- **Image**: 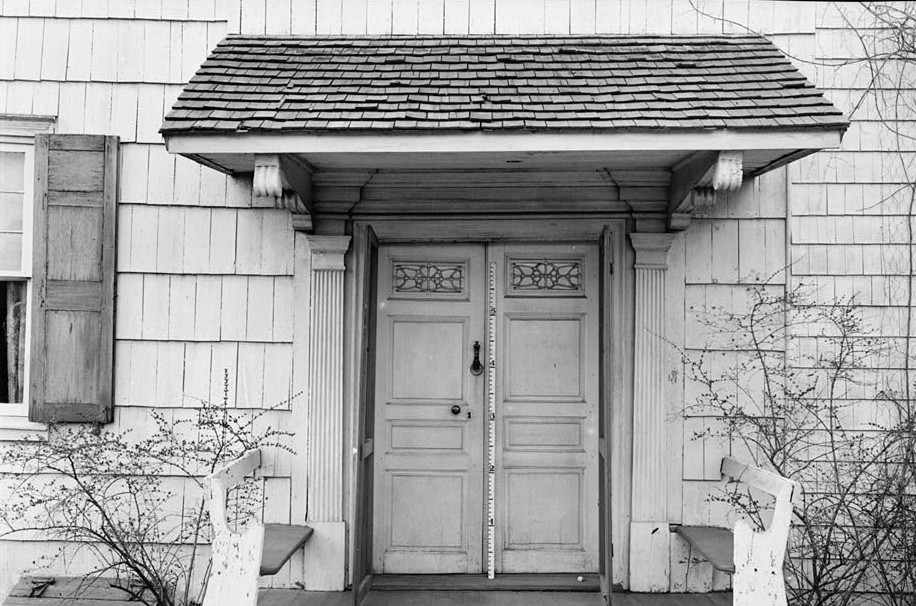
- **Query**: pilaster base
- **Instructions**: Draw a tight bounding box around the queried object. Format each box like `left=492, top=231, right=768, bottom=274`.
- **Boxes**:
left=629, top=521, right=671, bottom=592
left=302, top=521, right=347, bottom=591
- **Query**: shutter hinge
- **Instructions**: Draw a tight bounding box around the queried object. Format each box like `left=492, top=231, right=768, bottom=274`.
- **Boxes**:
left=609, top=262, right=614, bottom=275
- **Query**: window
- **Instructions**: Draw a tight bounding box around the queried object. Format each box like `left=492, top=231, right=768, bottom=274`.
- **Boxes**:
left=0, top=116, right=54, bottom=431
left=0, top=125, right=116, bottom=427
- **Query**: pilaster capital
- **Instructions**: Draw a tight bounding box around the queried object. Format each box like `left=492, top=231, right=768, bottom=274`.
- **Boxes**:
left=630, top=232, right=676, bottom=269
left=306, top=235, right=351, bottom=271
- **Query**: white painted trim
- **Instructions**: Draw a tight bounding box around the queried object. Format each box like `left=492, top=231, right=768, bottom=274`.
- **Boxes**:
left=252, top=154, right=312, bottom=216
left=290, top=234, right=311, bottom=526
left=628, top=230, right=678, bottom=592
left=302, top=521, right=347, bottom=591
left=164, top=129, right=843, bottom=156
left=0, top=412, right=46, bottom=440
left=364, top=217, right=624, bottom=242
left=297, top=235, right=350, bottom=590
left=305, top=234, right=351, bottom=528
left=630, top=233, right=677, bottom=269
left=0, top=141, right=36, bottom=278
left=1, top=138, right=37, bottom=426
left=308, top=235, right=352, bottom=271
left=0, top=280, right=36, bottom=426
left=0, top=115, right=56, bottom=140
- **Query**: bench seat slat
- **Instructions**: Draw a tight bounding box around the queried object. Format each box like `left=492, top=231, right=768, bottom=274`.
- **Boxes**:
left=260, top=524, right=314, bottom=576
left=676, top=526, right=735, bottom=573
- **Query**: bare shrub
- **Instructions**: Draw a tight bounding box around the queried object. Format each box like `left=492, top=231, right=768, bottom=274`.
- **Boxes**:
left=0, top=371, right=295, bottom=606
left=684, top=284, right=916, bottom=605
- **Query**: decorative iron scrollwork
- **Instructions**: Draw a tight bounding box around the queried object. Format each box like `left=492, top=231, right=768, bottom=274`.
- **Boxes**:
left=510, top=260, right=582, bottom=292
left=393, top=263, right=464, bottom=294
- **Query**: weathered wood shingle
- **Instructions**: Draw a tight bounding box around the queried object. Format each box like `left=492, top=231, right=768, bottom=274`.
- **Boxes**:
left=161, top=35, right=847, bottom=135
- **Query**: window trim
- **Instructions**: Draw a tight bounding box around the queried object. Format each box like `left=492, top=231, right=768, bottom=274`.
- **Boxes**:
left=0, top=280, right=33, bottom=418
left=0, top=114, right=57, bottom=140
left=1, top=142, right=35, bottom=278
left=0, top=115, right=54, bottom=432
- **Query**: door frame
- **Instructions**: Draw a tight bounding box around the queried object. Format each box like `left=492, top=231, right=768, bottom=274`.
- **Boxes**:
left=347, top=217, right=628, bottom=601
left=349, top=223, right=379, bottom=604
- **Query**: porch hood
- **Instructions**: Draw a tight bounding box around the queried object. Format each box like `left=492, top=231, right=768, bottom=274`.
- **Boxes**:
left=160, top=34, right=848, bottom=228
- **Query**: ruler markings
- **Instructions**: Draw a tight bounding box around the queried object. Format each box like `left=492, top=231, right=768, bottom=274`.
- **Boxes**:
left=486, top=261, right=497, bottom=580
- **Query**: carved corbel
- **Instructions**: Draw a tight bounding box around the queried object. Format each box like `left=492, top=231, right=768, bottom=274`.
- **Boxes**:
left=668, top=151, right=744, bottom=231
left=253, top=154, right=314, bottom=231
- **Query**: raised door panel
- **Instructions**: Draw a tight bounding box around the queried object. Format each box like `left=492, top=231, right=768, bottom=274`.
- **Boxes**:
left=390, top=319, right=465, bottom=401
left=506, top=318, right=583, bottom=400
left=506, top=470, right=582, bottom=547
left=504, top=314, right=584, bottom=402
left=389, top=473, right=467, bottom=553
left=373, top=244, right=485, bottom=574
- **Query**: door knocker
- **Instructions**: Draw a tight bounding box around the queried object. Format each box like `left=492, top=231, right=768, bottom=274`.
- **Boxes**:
left=470, top=341, right=484, bottom=376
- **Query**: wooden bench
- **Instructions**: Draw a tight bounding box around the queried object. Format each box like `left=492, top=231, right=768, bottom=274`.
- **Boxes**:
left=204, top=449, right=313, bottom=606
left=675, top=456, right=800, bottom=606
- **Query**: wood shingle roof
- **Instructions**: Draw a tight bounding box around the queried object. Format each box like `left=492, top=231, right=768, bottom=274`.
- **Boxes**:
left=160, top=35, right=848, bottom=135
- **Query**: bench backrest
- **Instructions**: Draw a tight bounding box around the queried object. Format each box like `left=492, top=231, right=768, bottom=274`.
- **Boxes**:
left=720, top=456, right=799, bottom=500
left=209, top=449, right=262, bottom=534
left=204, top=449, right=264, bottom=606
left=720, top=455, right=800, bottom=536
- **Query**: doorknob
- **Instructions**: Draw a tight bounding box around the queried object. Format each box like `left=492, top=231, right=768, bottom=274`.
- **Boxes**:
left=451, top=405, right=461, bottom=415
left=470, top=341, right=483, bottom=376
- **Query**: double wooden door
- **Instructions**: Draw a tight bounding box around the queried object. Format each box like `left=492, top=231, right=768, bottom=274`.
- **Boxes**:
left=372, top=242, right=599, bottom=575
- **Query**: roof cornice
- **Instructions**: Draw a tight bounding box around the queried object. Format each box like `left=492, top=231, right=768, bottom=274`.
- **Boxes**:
left=164, top=128, right=842, bottom=157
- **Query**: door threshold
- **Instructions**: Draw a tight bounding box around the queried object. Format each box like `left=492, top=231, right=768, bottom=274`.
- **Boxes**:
left=372, top=574, right=600, bottom=592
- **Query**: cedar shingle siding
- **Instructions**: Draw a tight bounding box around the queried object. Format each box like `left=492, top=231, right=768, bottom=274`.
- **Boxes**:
left=161, top=35, right=847, bottom=134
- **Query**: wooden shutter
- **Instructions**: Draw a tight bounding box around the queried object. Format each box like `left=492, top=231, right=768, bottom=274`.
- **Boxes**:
left=29, top=134, right=118, bottom=423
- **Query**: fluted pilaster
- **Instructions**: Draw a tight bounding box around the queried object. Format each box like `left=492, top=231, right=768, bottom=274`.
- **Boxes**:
left=631, top=258, right=671, bottom=520
left=629, top=232, right=676, bottom=592
left=306, top=235, right=351, bottom=522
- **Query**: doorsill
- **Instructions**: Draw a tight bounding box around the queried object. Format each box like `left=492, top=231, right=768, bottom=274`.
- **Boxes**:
left=372, top=574, right=600, bottom=592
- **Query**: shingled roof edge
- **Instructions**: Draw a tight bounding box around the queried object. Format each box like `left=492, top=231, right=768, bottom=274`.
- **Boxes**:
left=161, top=33, right=850, bottom=138
left=161, top=124, right=850, bottom=136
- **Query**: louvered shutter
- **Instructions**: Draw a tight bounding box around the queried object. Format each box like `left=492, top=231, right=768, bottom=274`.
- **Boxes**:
left=29, top=134, right=118, bottom=423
